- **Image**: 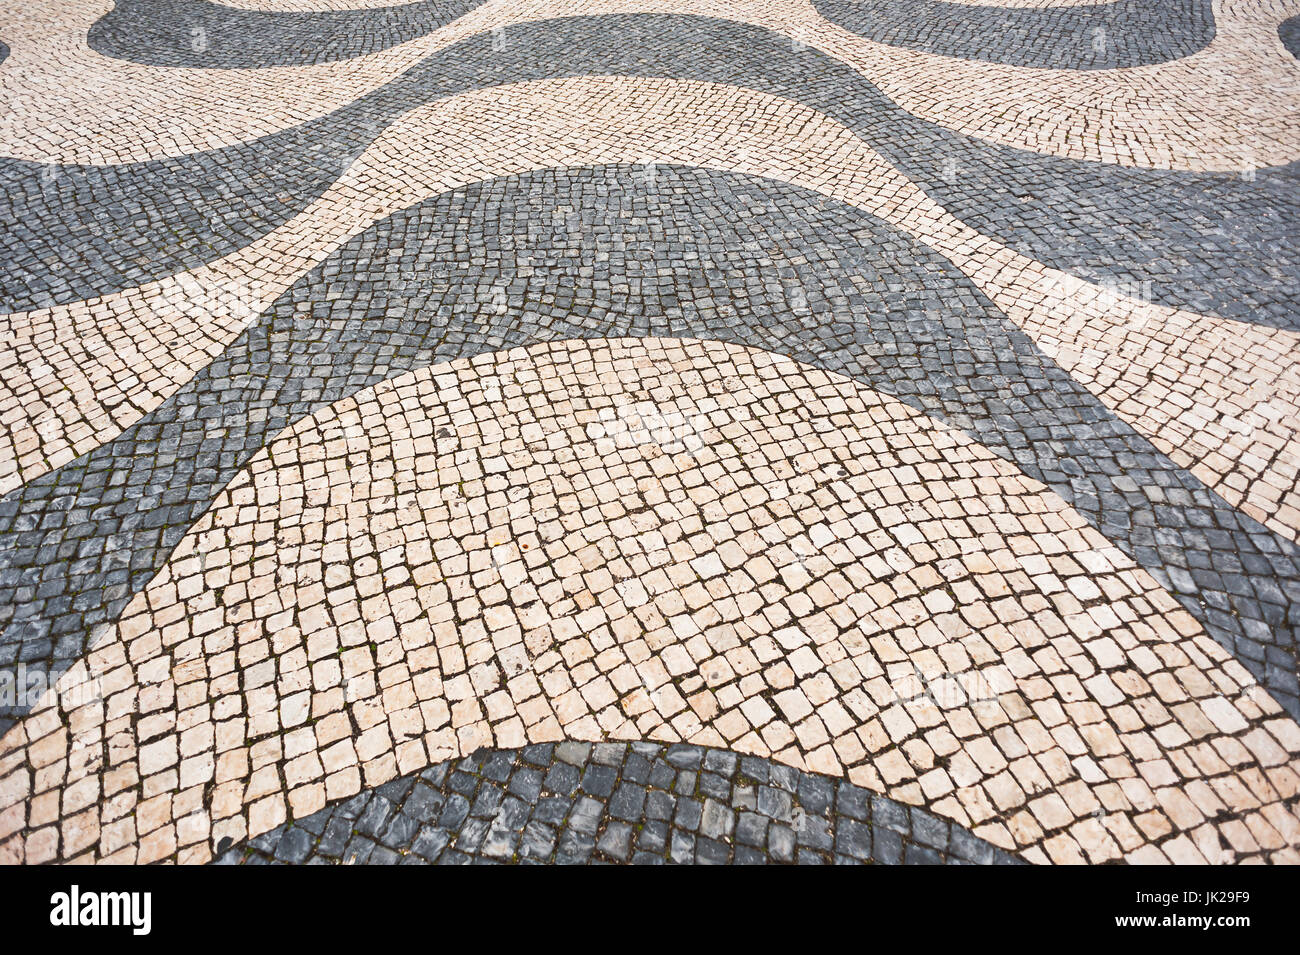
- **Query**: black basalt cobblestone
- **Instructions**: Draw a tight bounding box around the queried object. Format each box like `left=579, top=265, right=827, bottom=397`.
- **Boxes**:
left=1282, top=15, right=1300, bottom=59
left=213, top=743, right=1024, bottom=865
left=89, top=0, right=485, bottom=68
left=814, top=0, right=1215, bottom=69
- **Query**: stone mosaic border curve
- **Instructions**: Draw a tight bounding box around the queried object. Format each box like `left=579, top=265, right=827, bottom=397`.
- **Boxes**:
left=1282, top=13, right=1300, bottom=57
left=6, top=0, right=1296, bottom=170
left=3, top=165, right=1296, bottom=732
left=813, top=0, right=1216, bottom=70
left=5, top=14, right=1294, bottom=324
left=214, top=743, right=1026, bottom=865
left=87, top=0, right=486, bottom=68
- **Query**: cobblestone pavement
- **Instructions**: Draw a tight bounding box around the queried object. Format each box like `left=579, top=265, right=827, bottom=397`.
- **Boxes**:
left=0, top=0, right=1298, bottom=866
left=216, top=743, right=1023, bottom=864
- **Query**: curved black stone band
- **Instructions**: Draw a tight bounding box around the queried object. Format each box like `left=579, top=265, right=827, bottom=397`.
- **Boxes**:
left=88, top=0, right=485, bottom=69
left=1, top=166, right=1295, bottom=737
left=3, top=14, right=1296, bottom=328
left=813, top=0, right=1215, bottom=70
left=1281, top=15, right=1300, bottom=59
left=212, top=743, right=1024, bottom=865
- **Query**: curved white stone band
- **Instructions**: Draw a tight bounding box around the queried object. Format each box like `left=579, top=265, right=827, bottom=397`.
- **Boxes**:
left=1, top=0, right=1297, bottom=169
left=4, top=76, right=1296, bottom=540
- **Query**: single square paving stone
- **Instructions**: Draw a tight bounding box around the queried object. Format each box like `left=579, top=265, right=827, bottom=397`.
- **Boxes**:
left=596, top=821, right=634, bottom=862
left=837, top=784, right=872, bottom=822
left=665, top=744, right=704, bottom=770
left=798, top=775, right=835, bottom=816
left=673, top=770, right=698, bottom=797
left=758, top=785, right=795, bottom=821
left=912, top=810, right=950, bottom=852
left=768, top=825, right=798, bottom=864
left=674, top=797, right=704, bottom=833
left=543, top=761, right=581, bottom=796
left=521, top=743, right=555, bottom=766
left=736, top=812, right=769, bottom=848
left=438, top=794, right=471, bottom=832
left=592, top=743, right=627, bottom=766
left=481, top=751, right=516, bottom=783
left=318, top=817, right=353, bottom=858
left=568, top=796, right=606, bottom=835
left=403, top=783, right=446, bottom=823
left=470, top=782, right=506, bottom=818
left=381, top=811, right=422, bottom=849
left=703, top=749, right=739, bottom=776
left=698, top=771, right=731, bottom=801
left=555, top=829, right=596, bottom=865
left=410, top=827, right=451, bottom=862
left=622, top=753, right=653, bottom=785
left=520, top=821, right=557, bottom=863
left=645, top=790, right=675, bottom=822
left=648, top=762, right=677, bottom=791
left=835, top=818, right=873, bottom=861
left=479, top=823, right=521, bottom=860
left=638, top=820, right=670, bottom=855
left=455, top=816, right=491, bottom=854
left=696, top=837, right=732, bottom=864
left=609, top=783, right=648, bottom=821
left=274, top=827, right=316, bottom=864
left=700, top=799, right=736, bottom=842
left=555, top=742, right=591, bottom=766
left=669, top=829, right=697, bottom=865
left=740, top=757, right=771, bottom=784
